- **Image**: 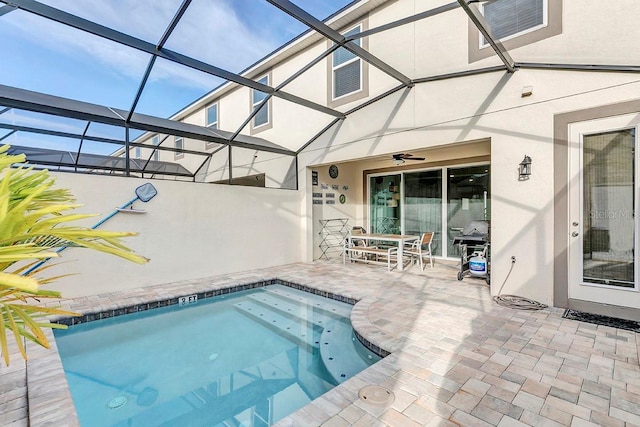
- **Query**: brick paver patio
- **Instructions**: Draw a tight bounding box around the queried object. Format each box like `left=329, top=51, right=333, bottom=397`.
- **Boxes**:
left=2, top=260, right=640, bottom=426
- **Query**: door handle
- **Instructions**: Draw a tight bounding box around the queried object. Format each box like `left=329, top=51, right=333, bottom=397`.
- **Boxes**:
left=572, top=231, right=579, bottom=237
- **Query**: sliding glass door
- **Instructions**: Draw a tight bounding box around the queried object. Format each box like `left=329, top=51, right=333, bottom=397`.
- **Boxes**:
left=369, top=175, right=401, bottom=234
left=367, top=163, right=490, bottom=258
left=404, top=170, right=443, bottom=256
left=447, top=166, right=491, bottom=257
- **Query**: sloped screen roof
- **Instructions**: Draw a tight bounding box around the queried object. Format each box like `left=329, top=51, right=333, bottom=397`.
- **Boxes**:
left=0, top=0, right=372, bottom=181
left=8, top=144, right=193, bottom=177
left=1, top=0, right=636, bottom=182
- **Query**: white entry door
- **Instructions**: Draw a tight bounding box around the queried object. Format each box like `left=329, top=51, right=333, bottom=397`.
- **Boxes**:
left=568, top=113, right=640, bottom=308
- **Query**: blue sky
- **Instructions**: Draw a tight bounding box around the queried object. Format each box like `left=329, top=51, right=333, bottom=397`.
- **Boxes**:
left=0, top=0, right=353, bottom=151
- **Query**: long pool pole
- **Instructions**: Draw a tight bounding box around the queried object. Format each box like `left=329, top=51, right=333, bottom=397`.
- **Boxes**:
left=22, top=195, right=141, bottom=276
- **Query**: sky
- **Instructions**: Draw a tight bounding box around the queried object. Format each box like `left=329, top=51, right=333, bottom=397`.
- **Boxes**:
left=0, top=0, right=354, bottom=152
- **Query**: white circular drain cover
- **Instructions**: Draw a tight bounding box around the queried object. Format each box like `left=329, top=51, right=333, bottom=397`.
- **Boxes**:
left=107, top=396, right=128, bottom=409
left=358, top=385, right=395, bottom=406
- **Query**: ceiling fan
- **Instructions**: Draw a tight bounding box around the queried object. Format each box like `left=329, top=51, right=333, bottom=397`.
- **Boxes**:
left=391, top=153, right=425, bottom=165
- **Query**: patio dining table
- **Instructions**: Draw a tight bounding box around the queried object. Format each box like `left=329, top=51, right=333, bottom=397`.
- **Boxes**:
left=343, top=233, right=419, bottom=271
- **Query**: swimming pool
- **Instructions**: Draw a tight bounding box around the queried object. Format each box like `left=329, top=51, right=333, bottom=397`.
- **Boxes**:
left=54, top=284, right=380, bottom=426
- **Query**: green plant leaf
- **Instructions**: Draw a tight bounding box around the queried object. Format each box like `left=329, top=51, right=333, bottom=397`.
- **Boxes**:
left=0, top=144, right=148, bottom=365
left=0, top=271, right=39, bottom=292
left=0, top=312, right=9, bottom=366
left=10, top=305, right=48, bottom=348
left=3, top=305, right=27, bottom=361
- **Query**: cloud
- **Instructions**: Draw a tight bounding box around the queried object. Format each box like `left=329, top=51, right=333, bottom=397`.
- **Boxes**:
left=6, top=132, right=80, bottom=152
left=162, top=0, right=282, bottom=72
left=37, top=0, right=177, bottom=43
left=150, top=59, right=225, bottom=92
left=4, top=0, right=302, bottom=91
left=0, top=109, right=88, bottom=134
left=4, top=8, right=151, bottom=82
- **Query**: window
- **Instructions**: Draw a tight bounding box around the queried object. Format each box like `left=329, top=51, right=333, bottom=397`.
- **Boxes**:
left=206, top=104, right=218, bottom=129
left=252, top=75, right=270, bottom=130
left=174, top=136, right=183, bottom=159
left=332, top=25, right=362, bottom=100
left=205, top=104, right=218, bottom=148
left=152, top=135, right=159, bottom=161
left=581, top=129, right=636, bottom=288
left=468, top=0, right=560, bottom=63
left=134, top=146, right=141, bottom=159
left=481, top=0, right=546, bottom=46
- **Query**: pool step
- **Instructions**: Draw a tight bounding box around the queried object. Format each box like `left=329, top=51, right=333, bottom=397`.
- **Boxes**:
left=247, top=293, right=316, bottom=323
left=263, top=285, right=352, bottom=319
left=235, top=288, right=380, bottom=386
left=233, top=300, right=320, bottom=350
left=246, top=293, right=339, bottom=329
left=318, top=320, right=379, bottom=384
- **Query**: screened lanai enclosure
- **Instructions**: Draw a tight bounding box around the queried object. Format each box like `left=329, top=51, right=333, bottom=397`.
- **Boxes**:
left=6, top=6, right=640, bottom=426
left=2, top=0, right=637, bottom=189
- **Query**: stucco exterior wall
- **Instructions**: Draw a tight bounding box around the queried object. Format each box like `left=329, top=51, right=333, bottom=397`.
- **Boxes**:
left=46, top=173, right=303, bottom=298
left=299, top=69, right=640, bottom=306
left=309, top=162, right=362, bottom=260
left=136, top=0, right=640, bottom=161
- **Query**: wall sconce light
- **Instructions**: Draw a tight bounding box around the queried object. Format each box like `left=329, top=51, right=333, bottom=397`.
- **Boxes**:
left=392, top=158, right=405, bottom=165
left=519, top=155, right=532, bottom=180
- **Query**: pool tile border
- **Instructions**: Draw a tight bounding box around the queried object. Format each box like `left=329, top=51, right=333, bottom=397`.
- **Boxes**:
left=52, top=278, right=387, bottom=357
left=53, top=281, right=270, bottom=326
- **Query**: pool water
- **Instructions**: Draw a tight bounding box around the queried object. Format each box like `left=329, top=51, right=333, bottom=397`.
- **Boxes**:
left=54, top=284, right=380, bottom=426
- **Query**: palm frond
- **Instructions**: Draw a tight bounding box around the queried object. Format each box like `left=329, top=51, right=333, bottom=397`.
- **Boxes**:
left=0, top=144, right=148, bottom=365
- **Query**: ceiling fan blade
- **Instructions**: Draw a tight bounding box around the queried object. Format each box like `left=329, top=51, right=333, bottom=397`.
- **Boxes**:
left=391, top=153, right=425, bottom=162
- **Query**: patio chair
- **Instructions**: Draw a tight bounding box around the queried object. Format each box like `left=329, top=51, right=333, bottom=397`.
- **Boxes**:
left=343, top=228, right=398, bottom=271
left=405, top=232, right=434, bottom=270
left=352, top=226, right=367, bottom=235
left=345, top=226, right=377, bottom=260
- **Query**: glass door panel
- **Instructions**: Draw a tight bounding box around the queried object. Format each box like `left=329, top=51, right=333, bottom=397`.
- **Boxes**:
left=447, top=165, right=490, bottom=257
left=369, top=175, right=401, bottom=234
left=404, top=170, right=443, bottom=256
left=582, top=129, right=635, bottom=288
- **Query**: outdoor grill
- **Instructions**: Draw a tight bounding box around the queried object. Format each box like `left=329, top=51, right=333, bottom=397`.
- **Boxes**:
left=452, top=220, right=490, bottom=283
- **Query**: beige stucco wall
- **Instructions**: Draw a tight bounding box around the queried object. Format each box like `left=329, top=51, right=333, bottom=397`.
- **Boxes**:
left=309, top=163, right=362, bottom=260
left=46, top=173, right=303, bottom=298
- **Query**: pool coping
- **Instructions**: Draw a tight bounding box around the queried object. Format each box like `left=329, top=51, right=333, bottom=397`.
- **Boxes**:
left=27, top=274, right=397, bottom=426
